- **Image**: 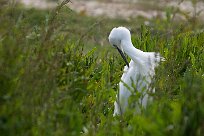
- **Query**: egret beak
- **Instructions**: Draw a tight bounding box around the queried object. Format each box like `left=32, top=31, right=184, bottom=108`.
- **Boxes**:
left=114, top=45, right=129, bottom=68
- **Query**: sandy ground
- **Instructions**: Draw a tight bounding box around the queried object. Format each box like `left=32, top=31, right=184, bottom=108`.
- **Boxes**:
left=18, top=0, right=204, bottom=21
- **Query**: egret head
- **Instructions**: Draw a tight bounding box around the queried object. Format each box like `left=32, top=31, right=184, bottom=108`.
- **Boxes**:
left=108, top=27, right=131, bottom=67
left=108, top=27, right=131, bottom=48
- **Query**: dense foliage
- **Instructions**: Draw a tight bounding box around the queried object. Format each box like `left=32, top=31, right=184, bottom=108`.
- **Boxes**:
left=0, top=1, right=204, bottom=136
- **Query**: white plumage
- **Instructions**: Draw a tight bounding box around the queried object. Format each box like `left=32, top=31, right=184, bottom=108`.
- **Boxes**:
left=108, top=27, right=164, bottom=116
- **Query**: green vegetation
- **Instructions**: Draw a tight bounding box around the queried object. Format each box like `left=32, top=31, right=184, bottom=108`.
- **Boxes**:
left=0, top=1, right=204, bottom=136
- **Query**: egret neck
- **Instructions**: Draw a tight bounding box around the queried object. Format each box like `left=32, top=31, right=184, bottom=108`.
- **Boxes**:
left=121, top=40, right=144, bottom=67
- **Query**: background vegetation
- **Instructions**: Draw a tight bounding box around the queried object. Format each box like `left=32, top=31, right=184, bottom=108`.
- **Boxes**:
left=0, top=0, right=204, bottom=136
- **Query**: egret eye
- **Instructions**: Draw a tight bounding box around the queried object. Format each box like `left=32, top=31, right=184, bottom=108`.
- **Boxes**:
left=113, top=44, right=117, bottom=48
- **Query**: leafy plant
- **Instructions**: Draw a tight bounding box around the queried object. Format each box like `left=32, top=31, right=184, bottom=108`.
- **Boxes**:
left=0, top=0, right=204, bottom=136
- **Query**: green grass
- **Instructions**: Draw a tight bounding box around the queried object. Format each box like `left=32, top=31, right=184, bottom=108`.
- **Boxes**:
left=0, top=1, right=204, bottom=136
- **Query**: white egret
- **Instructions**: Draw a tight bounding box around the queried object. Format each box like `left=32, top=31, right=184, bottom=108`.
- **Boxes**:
left=108, top=27, right=164, bottom=116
